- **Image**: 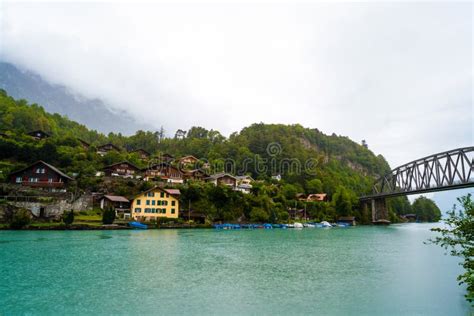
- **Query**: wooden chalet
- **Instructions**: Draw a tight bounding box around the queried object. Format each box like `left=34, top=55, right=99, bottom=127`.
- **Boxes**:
left=306, top=193, right=327, bottom=202
left=130, top=148, right=151, bottom=160
left=77, top=139, right=90, bottom=150
left=103, top=161, right=140, bottom=178
left=206, top=173, right=237, bottom=188
left=178, top=155, right=199, bottom=168
left=183, top=169, right=209, bottom=181
left=27, top=130, right=50, bottom=140
left=159, top=153, right=175, bottom=163
left=143, top=162, right=184, bottom=184
left=97, top=143, right=121, bottom=156
left=99, top=195, right=131, bottom=218
left=9, top=161, right=73, bottom=191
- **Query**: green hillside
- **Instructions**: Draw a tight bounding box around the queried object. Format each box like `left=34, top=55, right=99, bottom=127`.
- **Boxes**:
left=0, top=89, right=403, bottom=223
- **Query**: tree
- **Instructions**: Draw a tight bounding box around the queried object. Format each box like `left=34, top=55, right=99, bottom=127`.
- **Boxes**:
left=332, top=186, right=353, bottom=217
left=102, top=208, right=116, bottom=224
left=430, top=194, right=474, bottom=303
left=10, top=209, right=31, bottom=229
left=249, top=207, right=269, bottom=223
left=62, top=210, right=75, bottom=226
left=412, top=196, right=441, bottom=222
left=306, top=178, right=323, bottom=193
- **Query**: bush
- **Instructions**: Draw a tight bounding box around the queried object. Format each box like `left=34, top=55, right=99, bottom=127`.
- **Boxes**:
left=10, top=209, right=31, bottom=229
left=62, top=210, right=74, bottom=226
left=102, top=208, right=115, bottom=224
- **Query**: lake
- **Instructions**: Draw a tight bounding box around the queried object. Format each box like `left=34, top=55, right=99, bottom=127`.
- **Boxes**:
left=0, top=224, right=471, bottom=315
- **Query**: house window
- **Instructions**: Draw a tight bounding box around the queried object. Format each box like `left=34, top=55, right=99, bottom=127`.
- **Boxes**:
left=157, top=200, right=161, bottom=206
left=162, top=209, right=166, bottom=214
left=145, top=208, right=151, bottom=213
left=29, top=177, right=38, bottom=182
left=48, top=178, right=53, bottom=183
left=160, top=192, right=164, bottom=198
left=146, top=200, right=150, bottom=205
left=152, top=200, right=155, bottom=205
left=171, top=209, right=175, bottom=214
left=166, top=194, right=169, bottom=198
left=171, top=201, right=176, bottom=206
left=136, top=200, right=141, bottom=205
left=135, top=208, right=141, bottom=213
left=15, top=177, right=22, bottom=183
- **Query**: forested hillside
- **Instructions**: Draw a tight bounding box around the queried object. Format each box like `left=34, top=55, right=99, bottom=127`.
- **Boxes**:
left=1, top=89, right=416, bottom=223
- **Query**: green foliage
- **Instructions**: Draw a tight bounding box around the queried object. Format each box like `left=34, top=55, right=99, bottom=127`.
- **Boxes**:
left=412, top=196, right=442, bottom=222
left=0, top=90, right=395, bottom=223
left=102, top=208, right=116, bottom=224
left=62, top=210, right=75, bottom=226
left=249, top=207, right=270, bottom=223
left=10, top=209, right=31, bottom=229
left=430, top=194, right=474, bottom=303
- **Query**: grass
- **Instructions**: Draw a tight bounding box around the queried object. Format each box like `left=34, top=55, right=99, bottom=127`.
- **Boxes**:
left=74, top=214, right=102, bottom=222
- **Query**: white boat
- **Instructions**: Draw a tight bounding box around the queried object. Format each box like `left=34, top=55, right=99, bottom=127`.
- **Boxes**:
left=294, top=222, right=304, bottom=229
left=287, top=223, right=295, bottom=228
left=320, top=221, right=332, bottom=228
left=304, top=223, right=316, bottom=228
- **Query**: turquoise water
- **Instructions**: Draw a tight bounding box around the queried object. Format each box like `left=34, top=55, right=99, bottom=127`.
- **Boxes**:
left=0, top=224, right=471, bottom=315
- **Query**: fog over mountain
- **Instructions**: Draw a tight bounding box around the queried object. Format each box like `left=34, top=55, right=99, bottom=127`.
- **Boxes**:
left=0, top=62, right=152, bottom=135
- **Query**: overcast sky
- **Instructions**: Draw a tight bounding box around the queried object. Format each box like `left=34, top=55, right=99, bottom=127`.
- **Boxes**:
left=0, top=1, right=472, bottom=169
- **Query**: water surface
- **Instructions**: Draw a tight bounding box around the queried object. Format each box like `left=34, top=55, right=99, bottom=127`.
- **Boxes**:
left=0, top=224, right=470, bottom=315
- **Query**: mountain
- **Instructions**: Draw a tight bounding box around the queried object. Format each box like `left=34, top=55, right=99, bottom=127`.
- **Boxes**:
left=0, top=62, right=150, bottom=135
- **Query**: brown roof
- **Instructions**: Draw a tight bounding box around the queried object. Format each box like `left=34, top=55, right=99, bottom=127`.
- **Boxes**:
left=164, top=189, right=181, bottom=196
left=97, top=143, right=121, bottom=151
left=338, top=216, right=356, bottom=221
left=103, top=195, right=130, bottom=203
left=103, top=161, right=140, bottom=171
left=10, top=160, right=73, bottom=180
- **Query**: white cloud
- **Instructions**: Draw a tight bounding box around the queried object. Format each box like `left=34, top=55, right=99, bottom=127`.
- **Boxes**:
left=0, top=1, right=472, bottom=168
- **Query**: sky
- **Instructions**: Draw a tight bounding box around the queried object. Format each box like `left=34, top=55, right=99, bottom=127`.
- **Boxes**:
left=0, top=1, right=472, bottom=173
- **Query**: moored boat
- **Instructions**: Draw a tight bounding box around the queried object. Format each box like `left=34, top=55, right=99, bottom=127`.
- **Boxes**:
left=128, top=221, right=148, bottom=229
left=320, top=221, right=332, bottom=228
left=294, top=222, right=304, bottom=229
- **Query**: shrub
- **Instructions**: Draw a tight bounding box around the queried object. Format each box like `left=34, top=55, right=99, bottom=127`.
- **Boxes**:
left=10, top=209, right=31, bottom=229
left=102, top=208, right=115, bottom=224
left=62, top=210, right=74, bottom=226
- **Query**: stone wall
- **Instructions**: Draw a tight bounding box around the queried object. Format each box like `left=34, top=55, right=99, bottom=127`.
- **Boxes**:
left=0, top=194, right=93, bottom=220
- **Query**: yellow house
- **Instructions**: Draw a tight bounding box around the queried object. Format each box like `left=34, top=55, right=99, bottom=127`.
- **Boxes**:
left=131, top=187, right=180, bottom=221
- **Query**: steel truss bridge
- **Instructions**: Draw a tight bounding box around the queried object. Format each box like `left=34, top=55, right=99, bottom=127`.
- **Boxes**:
left=360, top=146, right=474, bottom=223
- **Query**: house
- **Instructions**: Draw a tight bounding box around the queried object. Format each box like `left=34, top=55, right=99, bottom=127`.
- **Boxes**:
left=159, top=153, right=175, bottom=163
left=179, top=209, right=206, bottom=224
left=306, top=193, right=328, bottom=202
left=401, top=214, right=417, bottom=222
left=99, top=195, right=131, bottom=218
left=103, top=161, right=140, bottom=178
left=271, top=174, right=282, bottom=181
left=183, top=169, right=209, bottom=181
left=130, top=148, right=151, bottom=160
left=97, top=143, right=121, bottom=156
left=178, top=155, right=199, bottom=168
left=130, top=187, right=180, bottom=221
left=235, top=175, right=254, bottom=194
left=338, top=216, right=356, bottom=226
left=9, top=161, right=73, bottom=191
left=143, top=162, right=184, bottom=183
left=296, top=193, right=307, bottom=201
left=77, top=139, right=90, bottom=150
left=206, top=173, right=237, bottom=188
left=27, top=130, right=50, bottom=140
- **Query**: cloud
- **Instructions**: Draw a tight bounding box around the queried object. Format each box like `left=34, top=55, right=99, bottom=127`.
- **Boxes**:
left=0, top=1, right=472, bottom=168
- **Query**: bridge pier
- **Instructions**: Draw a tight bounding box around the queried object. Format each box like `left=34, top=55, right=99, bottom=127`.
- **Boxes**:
left=371, top=198, right=389, bottom=225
